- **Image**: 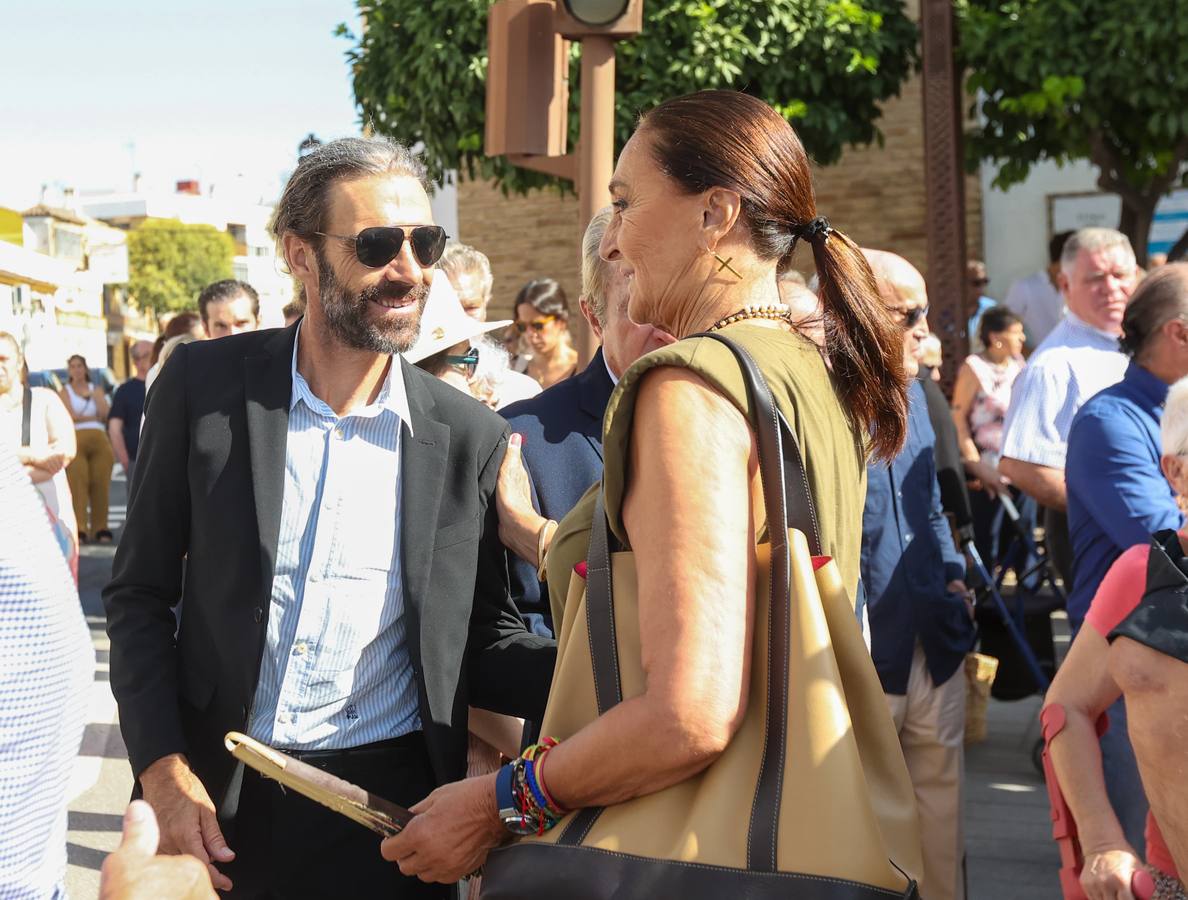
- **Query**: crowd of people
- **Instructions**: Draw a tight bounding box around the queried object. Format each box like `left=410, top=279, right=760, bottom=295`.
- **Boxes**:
left=2, top=88, right=1187, bottom=900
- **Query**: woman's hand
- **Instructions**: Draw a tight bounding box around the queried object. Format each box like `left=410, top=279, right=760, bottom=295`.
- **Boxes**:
left=1080, top=847, right=1142, bottom=900
left=380, top=774, right=504, bottom=883
left=496, top=433, right=546, bottom=564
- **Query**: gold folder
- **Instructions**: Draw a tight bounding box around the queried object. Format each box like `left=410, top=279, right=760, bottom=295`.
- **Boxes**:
left=224, top=731, right=414, bottom=837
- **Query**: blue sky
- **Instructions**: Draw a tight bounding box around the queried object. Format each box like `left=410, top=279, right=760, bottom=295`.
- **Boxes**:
left=0, top=1, right=362, bottom=208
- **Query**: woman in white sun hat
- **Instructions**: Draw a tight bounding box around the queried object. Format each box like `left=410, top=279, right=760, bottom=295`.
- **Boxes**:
left=405, top=277, right=541, bottom=410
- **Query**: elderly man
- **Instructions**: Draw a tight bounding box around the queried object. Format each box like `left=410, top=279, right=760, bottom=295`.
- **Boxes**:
left=1063, top=264, right=1188, bottom=855
left=438, top=242, right=493, bottom=321
left=1000, top=228, right=1139, bottom=590
left=198, top=279, right=261, bottom=339
left=497, top=208, right=674, bottom=635
left=108, top=339, right=154, bottom=488
left=861, top=250, right=974, bottom=900
left=104, top=137, right=554, bottom=897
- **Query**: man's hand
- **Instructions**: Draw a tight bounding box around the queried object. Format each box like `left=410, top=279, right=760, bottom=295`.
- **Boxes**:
left=947, top=580, right=975, bottom=619
left=139, top=754, right=235, bottom=891
left=380, top=774, right=505, bottom=883
left=100, top=800, right=217, bottom=899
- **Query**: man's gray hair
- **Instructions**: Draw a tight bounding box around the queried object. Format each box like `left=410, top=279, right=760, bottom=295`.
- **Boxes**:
left=270, top=136, right=427, bottom=253
left=438, top=242, right=493, bottom=303
left=582, top=207, right=614, bottom=327
left=1061, top=227, right=1135, bottom=275
left=1121, top=263, right=1188, bottom=360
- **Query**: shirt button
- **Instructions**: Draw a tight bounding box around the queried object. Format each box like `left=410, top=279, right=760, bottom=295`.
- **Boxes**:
left=331, top=427, right=344, bottom=440
left=277, top=712, right=291, bottom=725
left=905, top=532, right=914, bottom=542
left=309, top=571, right=322, bottom=583
left=293, top=641, right=308, bottom=657
left=253, top=607, right=263, bottom=623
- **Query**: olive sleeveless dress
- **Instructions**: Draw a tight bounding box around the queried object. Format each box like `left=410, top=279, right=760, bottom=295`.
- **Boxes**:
left=545, top=322, right=867, bottom=622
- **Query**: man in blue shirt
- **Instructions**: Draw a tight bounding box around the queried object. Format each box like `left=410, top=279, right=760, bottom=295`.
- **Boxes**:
left=1065, top=262, right=1188, bottom=856
left=499, top=208, right=674, bottom=635
left=862, top=251, right=974, bottom=900
left=106, top=340, right=152, bottom=489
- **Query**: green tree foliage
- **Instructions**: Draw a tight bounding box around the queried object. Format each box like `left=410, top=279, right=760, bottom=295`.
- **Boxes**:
left=957, top=0, right=1188, bottom=263
left=339, top=0, right=918, bottom=195
left=126, top=219, right=235, bottom=315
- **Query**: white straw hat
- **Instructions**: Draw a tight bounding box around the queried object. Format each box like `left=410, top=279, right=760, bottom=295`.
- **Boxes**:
left=403, top=276, right=512, bottom=363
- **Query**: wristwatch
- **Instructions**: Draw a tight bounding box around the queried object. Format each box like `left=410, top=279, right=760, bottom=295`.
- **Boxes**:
left=496, top=761, right=536, bottom=836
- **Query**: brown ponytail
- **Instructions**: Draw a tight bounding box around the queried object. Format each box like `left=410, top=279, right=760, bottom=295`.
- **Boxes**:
left=641, top=89, right=908, bottom=460
left=811, top=231, right=907, bottom=461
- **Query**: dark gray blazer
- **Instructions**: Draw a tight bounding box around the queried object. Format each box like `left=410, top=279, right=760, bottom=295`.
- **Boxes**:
left=104, top=322, right=554, bottom=814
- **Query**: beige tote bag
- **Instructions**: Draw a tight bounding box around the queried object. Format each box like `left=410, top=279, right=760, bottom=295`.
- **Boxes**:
left=484, top=334, right=922, bottom=898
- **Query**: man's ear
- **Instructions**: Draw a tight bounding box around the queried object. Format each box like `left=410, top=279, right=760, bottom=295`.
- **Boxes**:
left=1161, top=453, right=1180, bottom=484
left=1057, top=269, right=1071, bottom=297
left=579, top=297, right=605, bottom=342
left=283, top=233, right=318, bottom=283
left=701, top=186, right=743, bottom=252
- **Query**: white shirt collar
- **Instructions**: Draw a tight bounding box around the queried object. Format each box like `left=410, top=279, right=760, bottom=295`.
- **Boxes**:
left=289, top=321, right=415, bottom=434
left=603, top=349, right=620, bottom=386
left=1064, top=310, right=1121, bottom=343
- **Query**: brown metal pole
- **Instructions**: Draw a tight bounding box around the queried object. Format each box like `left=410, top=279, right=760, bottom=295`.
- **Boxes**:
left=920, top=0, right=967, bottom=392
left=576, top=34, right=616, bottom=362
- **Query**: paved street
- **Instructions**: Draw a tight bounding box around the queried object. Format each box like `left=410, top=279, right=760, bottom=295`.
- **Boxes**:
left=62, top=472, right=1062, bottom=899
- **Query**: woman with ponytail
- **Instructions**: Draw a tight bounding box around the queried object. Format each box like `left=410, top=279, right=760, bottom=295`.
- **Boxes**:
left=382, top=90, right=919, bottom=894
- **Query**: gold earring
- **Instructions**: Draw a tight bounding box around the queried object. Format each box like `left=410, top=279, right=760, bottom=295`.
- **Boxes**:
left=713, top=252, right=741, bottom=279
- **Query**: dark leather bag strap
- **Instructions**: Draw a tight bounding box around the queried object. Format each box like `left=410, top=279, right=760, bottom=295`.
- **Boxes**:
left=560, top=333, right=822, bottom=867
left=21, top=385, right=32, bottom=447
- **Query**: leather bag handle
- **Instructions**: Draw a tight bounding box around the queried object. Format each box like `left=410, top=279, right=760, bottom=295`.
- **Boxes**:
left=561, top=333, right=821, bottom=873
left=21, top=385, right=32, bottom=447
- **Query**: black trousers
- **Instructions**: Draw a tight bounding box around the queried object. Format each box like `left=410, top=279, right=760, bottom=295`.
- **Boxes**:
left=222, top=732, right=451, bottom=900
left=1042, top=505, right=1074, bottom=591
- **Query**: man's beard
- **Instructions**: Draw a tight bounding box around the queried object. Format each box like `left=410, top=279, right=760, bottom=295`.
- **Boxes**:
left=315, top=248, right=429, bottom=354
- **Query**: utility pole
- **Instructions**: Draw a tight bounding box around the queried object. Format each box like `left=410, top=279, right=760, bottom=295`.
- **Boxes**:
left=486, top=0, right=643, bottom=361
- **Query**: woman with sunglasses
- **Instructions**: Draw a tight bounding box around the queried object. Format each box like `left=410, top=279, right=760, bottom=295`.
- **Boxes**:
left=512, top=279, right=579, bottom=389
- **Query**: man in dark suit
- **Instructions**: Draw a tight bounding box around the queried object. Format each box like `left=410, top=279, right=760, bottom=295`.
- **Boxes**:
left=497, top=208, right=674, bottom=633
left=104, top=137, right=553, bottom=899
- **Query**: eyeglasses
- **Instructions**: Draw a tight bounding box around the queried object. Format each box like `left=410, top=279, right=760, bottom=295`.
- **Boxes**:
left=445, top=347, right=480, bottom=379
left=970, top=278, right=990, bottom=287
left=894, top=304, right=930, bottom=329
left=315, top=225, right=449, bottom=268
left=515, top=315, right=556, bottom=334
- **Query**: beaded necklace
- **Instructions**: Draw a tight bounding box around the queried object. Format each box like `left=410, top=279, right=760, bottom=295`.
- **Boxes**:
left=707, top=303, right=795, bottom=332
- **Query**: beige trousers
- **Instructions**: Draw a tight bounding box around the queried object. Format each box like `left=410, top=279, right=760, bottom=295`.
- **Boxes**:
left=885, top=643, right=967, bottom=900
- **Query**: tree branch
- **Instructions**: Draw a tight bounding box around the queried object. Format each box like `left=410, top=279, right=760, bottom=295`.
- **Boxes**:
left=1089, top=131, right=1145, bottom=209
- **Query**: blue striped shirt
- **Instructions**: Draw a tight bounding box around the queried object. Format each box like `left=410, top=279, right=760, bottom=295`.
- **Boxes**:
left=246, top=327, right=420, bottom=750
left=1000, top=312, right=1129, bottom=470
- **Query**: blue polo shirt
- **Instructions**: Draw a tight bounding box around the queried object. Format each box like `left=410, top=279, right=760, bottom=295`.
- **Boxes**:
left=862, top=380, right=973, bottom=695
left=1065, top=361, right=1183, bottom=624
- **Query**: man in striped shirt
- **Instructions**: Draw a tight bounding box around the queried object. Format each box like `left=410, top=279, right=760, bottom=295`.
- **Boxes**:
left=105, top=138, right=554, bottom=898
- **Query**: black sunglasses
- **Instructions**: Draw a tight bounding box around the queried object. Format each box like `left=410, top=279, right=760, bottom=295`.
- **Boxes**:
left=514, top=315, right=557, bottom=334
left=896, top=304, right=930, bottom=329
left=445, top=347, right=480, bottom=379
left=316, top=225, right=448, bottom=268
